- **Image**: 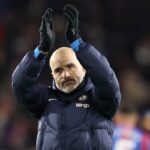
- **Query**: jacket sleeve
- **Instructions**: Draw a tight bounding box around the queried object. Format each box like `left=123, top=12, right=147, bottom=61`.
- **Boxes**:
left=76, top=41, right=121, bottom=118
left=11, top=51, right=49, bottom=118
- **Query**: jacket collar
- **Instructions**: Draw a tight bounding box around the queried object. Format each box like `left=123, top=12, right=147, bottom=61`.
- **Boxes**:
left=52, top=76, right=93, bottom=102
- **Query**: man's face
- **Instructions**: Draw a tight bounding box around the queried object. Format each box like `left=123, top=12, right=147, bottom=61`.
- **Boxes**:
left=50, top=47, right=86, bottom=93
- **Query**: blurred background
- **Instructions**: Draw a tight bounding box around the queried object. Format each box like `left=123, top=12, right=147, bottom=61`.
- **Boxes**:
left=0, top=0, right=150, bottom=149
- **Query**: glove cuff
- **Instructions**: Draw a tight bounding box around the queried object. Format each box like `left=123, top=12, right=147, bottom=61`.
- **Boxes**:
left=70, top=38, right=82, bottom=52
left=33, top=47, right=48, bottom=60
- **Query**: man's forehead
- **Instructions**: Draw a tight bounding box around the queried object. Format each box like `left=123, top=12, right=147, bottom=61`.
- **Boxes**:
left=53, top=58, right=75, bottom=67
left=50, top=47, right=77, bottom=68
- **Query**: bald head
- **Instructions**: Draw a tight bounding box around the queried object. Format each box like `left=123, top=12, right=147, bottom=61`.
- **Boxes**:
left=50, top=47, right=80, bottom=70
left=49, top=47, right=86, bottom=93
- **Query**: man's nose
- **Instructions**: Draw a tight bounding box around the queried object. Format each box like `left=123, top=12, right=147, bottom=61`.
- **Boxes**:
left=62, top=70, right=70, bottom=78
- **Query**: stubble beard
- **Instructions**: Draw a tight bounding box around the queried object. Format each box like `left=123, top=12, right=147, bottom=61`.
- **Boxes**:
left=58, top=82, right=79, bottom=93
left=57, top=76, right=84, bottom=93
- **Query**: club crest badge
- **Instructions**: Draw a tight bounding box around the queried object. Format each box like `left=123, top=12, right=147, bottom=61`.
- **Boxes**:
left=78, top=95, right=88, bottom=102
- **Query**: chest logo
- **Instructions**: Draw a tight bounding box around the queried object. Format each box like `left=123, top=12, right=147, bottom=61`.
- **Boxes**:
left=76, top=103, right=90, bottom=108
left=48, top=98, right=57, bottom=102
left=78, top=95, right=88, bottom=102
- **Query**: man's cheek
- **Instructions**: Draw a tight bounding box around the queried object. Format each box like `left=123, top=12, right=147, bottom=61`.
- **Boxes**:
left=58, top=79, right=63, bottom=87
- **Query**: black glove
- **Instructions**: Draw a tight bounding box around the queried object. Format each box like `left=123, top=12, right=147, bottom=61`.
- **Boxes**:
left=63, top=4, right=80, bottom=44
left=38, top=8, right=55, bottom=53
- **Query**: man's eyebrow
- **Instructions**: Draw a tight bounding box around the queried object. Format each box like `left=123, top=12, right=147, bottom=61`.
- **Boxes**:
left=66, top=63, right=75, bottom=67
left=54, top=67, right=62, bottom=72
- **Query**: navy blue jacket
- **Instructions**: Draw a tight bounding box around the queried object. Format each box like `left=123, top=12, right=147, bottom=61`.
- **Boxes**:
left=12, top=41, right=121, bottom=150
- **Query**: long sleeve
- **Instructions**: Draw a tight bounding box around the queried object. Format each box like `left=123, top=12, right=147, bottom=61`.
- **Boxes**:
left=76, top=41, right=121, bottom=118
left=11, top=51, right=49, bottom=118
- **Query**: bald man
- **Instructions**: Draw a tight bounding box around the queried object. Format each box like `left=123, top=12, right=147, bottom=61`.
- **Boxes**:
left=12, top=5, right=121, bottom=150
left=50, top=47, right=86, bottom=93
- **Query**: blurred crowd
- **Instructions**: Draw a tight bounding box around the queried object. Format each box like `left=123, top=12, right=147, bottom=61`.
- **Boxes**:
left=0, top=0, right=150, bottom=149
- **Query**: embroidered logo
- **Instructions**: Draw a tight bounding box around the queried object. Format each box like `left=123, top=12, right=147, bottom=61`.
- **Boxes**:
left=48, top=98, right=57, bottom=102
left=78, top=95, right=88, bottom=102
left=76, top=103, right=90, bottom=108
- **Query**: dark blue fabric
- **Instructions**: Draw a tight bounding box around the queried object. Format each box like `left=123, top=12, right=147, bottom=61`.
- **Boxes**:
left=11, top=42, right=121, bottom=150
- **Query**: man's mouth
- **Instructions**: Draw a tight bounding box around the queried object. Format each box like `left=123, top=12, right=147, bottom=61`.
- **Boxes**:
left=62, top=80, right=75, bottom=86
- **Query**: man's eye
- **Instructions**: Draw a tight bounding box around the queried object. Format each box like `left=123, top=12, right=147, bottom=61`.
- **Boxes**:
left=67, top=64, right=75, bottom=69
left=55, top=68, right=62, bottom=73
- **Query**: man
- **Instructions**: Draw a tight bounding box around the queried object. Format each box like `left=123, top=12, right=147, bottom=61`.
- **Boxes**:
left=12, top=4, right=121, bottom=150
left=113, top=105, right=150, bottom=150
